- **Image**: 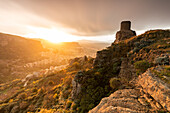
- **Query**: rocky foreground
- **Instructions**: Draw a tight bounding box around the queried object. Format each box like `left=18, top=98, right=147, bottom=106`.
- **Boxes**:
left=89, top=67, right=170, bottom=113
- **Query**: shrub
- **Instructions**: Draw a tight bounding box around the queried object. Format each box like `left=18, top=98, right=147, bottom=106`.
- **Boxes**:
left=66, top=100, right=72, bottom=109
left=9, top=99, right=13, bottom=103
left=37, top=87, right=45, bottom=95
left=39, top=109, right=56, bottom=113
left=63, top=76, right=72, bottom=87
left=32, top=88, right=37, bottom=93
left=48, top=80, right=54, bottom=86
left=71, top=102, right=77, bottom=110
left=18, top=93, right=27, bottom=100
left=134, top=60, right=150, bottom=73
left=133, top=47, right=140, bottom=53
left=72, top=62, right=80, bottom=69
left=53, top=93, right=58, bottom=99
left=109, top=78, right=121, bottom=90
left=94, top=72, right=100, bottom=75
left=62, top=90, right=70, bottom=99
left=112, top=62, right=121, bottom=74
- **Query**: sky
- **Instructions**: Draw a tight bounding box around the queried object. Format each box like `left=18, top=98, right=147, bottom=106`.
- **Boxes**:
left=0, top=0, right=170, bottom=43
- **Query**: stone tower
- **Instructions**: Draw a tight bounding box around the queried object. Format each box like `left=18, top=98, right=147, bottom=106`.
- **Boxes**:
left=114, top=21, right=136, bottom=43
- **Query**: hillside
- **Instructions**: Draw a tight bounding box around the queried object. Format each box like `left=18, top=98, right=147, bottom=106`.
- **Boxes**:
left=0, top=33, right=46, bottom=83
left=0, top=29, right=169, bottom=113
left=38, top=39, right=110, bottom=57
left=0, top=33, right=45, bottom=60
left=0, top=33, right=107, bottom=84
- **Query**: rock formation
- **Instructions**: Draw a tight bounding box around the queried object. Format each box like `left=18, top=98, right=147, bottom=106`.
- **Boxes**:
left=89, top=30, right=170, bottom=113
left=89, top=67, right=170, bottom=113
left=114, top=21, right=136, bottom=43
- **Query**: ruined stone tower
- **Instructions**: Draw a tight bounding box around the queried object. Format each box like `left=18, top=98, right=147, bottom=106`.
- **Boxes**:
left=114, top=21, right=136, bottom=43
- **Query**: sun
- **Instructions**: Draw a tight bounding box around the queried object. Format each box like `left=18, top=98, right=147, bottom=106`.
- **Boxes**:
left=24, top=26, right=80, bottom=43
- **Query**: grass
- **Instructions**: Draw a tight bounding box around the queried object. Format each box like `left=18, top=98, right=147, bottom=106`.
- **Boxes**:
left=151, top=66, right=170, bottom=84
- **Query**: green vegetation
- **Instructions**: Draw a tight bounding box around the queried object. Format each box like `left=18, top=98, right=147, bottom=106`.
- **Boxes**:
left=134, top=60, right=150, bottom=73
left=151, top=66, right=170, bottom=84
left=48, top=80, right=54, bottom=86
left=109, top=78, right=121, bottom=90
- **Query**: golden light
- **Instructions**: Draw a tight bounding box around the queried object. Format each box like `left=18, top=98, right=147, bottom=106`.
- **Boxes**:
left=25, top=26, right=80, bottom=43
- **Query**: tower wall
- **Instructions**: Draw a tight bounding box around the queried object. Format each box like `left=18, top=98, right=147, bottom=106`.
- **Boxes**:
left=121, top=21, right=131, bottom=30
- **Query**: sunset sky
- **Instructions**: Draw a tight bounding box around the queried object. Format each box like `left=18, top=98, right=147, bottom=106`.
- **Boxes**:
left=0, top=0, right=170, bottom=43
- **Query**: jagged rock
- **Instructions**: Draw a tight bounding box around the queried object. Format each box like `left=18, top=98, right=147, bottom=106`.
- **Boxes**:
left=114, top=21, right=136, bottom=43
left=119, top=58, right=136, bottom=80
left=138, top=97, right=149, bottom=106
left=89, top=89, right=150, bottom=113
left=71, top=71, right=85, bottom=100
left=154, top=53, right=170, bottom=65
left=89, top=66, right=170, bottom=112
left=137, top=69, right=170, bottom=111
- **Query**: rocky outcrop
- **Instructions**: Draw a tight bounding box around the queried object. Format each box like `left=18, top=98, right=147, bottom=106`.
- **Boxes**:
left=137, top=68, right=170, bottom=111
left=89, top=89, right=151, bottom=113
left=71, top=71, right=84, bottom=100
left=114, top=21, right=136, bottom=43
left=119, top=58, right=136, bottom=81
left=89, top=66, right=170, bottom=112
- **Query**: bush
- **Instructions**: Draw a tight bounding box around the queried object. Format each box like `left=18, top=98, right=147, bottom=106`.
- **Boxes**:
left=72, top=62, right=80, bottom=69
left=62, top=90, right=70, bottom=99
left=66, top=100, right=72, bottom=109
left=112, top=62, right=121, bottom=74
left=38, top=87, right=45, bottom=95
left=63, top=76, right=72, bottom=87
left=32, top=88, right=37, bottom=93
left=18, top=93, right=27, bottom=100
left=48, top=80, right=54, bottom=86
left=71, top=102, right=78, bottom=110
left=133, top=47, right=140, bottom=53
left=53, top=93, right=58, bottom=99
left=134, top=60, right=150, bottom=73
left=109, top=78, right=121, bottom=90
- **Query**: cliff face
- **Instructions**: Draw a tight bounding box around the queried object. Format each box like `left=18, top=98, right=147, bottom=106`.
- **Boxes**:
left=66, top=29, right=169, bottom=112
left=137, top=67, right=170, bottom=111
left=88, top=30, right=170, bottom=112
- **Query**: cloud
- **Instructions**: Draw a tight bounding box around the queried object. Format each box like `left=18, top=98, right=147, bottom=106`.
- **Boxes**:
left=0, top=0, right=170, bottom=36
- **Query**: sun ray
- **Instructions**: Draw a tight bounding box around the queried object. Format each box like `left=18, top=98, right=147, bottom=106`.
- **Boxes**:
left=24, top=26, right=80, bottom=43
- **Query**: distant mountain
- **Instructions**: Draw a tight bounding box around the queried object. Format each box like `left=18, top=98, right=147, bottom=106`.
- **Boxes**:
left=36, top=39, right=110, bottom=57
left=0, top=33, right=45, bottom=61
left=77, top=39, right=110, bottom=50
left=0, top=32, right=46, bottom=83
